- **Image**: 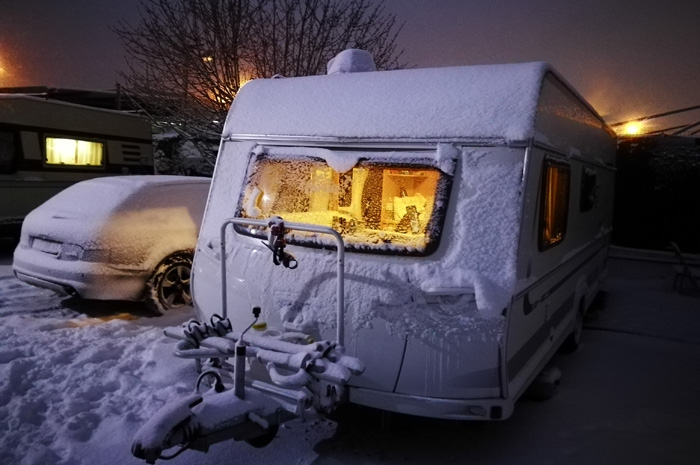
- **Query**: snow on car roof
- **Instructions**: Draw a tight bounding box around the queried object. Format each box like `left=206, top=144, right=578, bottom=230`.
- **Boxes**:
left=35, top=175, right=210, bottom=218
left=81, top=175, right=210, bottom=189
left=21, top=175, right=211, bottom=260
left=224, top=62, right=549, bottom=142
left=61, top=174, right=210, bottom=194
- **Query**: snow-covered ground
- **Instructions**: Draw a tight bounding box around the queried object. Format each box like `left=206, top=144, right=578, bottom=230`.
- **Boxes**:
left=1, top=237, right=699, bottom=465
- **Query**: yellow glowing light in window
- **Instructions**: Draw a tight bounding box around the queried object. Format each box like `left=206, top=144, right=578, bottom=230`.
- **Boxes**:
left=46, top=137, right=104, bottom=166
left=202, top=55, right=214, bottom=63
left=241, top=158, right=444, bottom=252
left=540, top=161, right=570, bottom=250
left=622, top=121, right=643, bottom=136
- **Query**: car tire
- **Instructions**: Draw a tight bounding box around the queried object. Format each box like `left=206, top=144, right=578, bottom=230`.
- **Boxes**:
left=145, top=251, right=194, bottom=315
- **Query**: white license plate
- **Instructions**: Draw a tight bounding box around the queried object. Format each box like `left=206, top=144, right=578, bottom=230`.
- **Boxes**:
left=32, top=237, right=62, bottom=255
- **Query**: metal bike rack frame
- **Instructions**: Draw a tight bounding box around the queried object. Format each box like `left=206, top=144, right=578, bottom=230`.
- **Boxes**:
left=219, top=217, right=346, bottom=345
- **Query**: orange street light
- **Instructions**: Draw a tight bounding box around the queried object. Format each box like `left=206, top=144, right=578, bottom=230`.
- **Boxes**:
left=621, top=121, right=644, bottom=136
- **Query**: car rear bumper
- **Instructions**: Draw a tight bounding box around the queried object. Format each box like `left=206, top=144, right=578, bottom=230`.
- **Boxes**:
left=13, top=245, right=150, bottom=301
left=14, top=271, right=77, bottom=296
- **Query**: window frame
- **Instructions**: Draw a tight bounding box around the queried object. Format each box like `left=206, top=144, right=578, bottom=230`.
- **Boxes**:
left=579, top=166, right=598, bottom=213
left=234, top=153, right=453, bottom=257
left=538, top=157, right=571, bottom=251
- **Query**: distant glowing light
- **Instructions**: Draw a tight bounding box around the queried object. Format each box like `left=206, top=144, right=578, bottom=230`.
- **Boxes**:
left=0, top=46, right=22, bottom=86
left=622, top=121, right=644, bottom=136
left=0, top=56, right=7, bottom=81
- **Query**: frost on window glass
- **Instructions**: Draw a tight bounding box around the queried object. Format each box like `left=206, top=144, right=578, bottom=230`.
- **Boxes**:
left=237, top=155, right=450, bottom=255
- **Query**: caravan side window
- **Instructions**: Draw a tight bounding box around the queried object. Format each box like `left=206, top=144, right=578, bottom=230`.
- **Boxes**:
left=45, top=136, right=105, bottom=167
left=539, top=158, right=570, bottom=250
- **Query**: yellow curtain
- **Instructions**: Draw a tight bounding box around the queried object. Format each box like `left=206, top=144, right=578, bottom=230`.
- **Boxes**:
left=46, top=137, right=103, bottom=166
left=542, top=164, right=570, bottom=246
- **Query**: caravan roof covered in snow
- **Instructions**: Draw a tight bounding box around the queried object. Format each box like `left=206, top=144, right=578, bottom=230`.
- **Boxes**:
left=224, top=61, right=614, bottom=158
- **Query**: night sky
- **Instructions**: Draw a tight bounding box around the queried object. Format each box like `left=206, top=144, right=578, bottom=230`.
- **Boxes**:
left=1, top=0, right=699, bottom=128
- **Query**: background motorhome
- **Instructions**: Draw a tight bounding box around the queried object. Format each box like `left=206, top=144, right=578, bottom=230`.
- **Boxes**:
left=0, top=95, right=154, bottom=237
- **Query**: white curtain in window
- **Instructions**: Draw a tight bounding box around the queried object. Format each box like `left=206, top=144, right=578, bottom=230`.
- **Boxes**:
left=75, top=140, right=103, bottom=165
left=46, top=137, right=103, bottom=166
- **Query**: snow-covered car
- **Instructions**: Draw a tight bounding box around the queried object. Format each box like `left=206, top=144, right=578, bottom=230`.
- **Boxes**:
left=12, top=175, right=210, bottom=314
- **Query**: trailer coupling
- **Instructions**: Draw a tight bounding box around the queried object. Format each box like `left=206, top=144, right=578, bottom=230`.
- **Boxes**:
left=131, top=310, right=364, bottom=463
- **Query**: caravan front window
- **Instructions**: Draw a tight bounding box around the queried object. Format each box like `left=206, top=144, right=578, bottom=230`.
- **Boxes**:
left=45, top=137, right=104, bottom=167
left=237, top=154, right=450, bottom=255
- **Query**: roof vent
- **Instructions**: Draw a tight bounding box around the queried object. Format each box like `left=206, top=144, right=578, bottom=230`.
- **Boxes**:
left=327, top=49, right=377, bottom=75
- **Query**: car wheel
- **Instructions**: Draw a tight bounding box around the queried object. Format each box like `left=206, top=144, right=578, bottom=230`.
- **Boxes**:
left=145, top=251, right=194, bottom=315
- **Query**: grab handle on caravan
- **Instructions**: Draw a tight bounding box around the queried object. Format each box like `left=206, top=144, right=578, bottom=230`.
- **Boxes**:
left=423, top=286, right=475, bottom=296
left=422, top=286, right=475, bottom=304
left=219, top=217, right=346, bottom=345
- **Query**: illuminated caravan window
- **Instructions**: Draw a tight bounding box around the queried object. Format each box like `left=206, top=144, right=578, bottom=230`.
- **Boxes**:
left=45, top=137, right=104, bottom=166
left=539, top=159, right=570, bottom=250
left=237, top=155, right=450, bottom=255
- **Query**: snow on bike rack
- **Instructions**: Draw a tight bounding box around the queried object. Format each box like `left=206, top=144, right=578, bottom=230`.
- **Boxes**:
left=131, top=216, right=363, bottom=464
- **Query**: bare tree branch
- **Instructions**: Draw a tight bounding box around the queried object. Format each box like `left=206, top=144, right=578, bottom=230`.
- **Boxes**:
left=114, top=0, right=405, bottom=168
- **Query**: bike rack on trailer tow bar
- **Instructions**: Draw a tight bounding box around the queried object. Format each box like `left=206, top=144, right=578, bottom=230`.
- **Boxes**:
left=131, top=217, right=362, bottom=464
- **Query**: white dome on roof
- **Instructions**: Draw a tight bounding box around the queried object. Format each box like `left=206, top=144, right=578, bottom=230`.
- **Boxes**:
left=326, top=49, right=377, bottom=75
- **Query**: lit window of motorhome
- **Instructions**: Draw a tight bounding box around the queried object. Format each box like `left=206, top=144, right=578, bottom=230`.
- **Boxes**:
left=45, top=137, right=104, bottom=166
left=540, top=159, right=570, bottom=249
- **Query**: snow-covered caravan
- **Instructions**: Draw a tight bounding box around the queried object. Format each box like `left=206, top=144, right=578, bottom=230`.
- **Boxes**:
left=0, top=95, right=153, bottom=237
left=194, top=59, right=615, bottom=420
left=133, top=53, right=616, bottom=462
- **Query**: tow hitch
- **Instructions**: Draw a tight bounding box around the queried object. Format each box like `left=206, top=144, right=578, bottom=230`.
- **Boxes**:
left=132, top=217, right=363, bottom=463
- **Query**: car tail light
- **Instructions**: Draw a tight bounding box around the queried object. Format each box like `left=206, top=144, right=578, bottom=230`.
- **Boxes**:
left=58, top=243, right=84, bottom=261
